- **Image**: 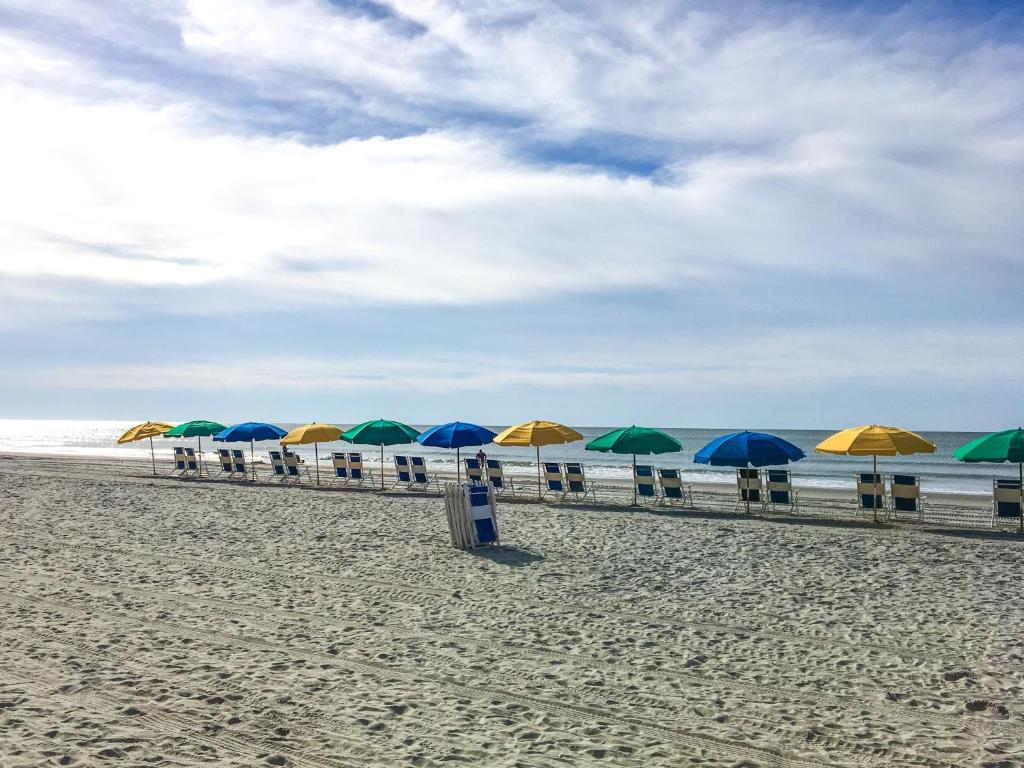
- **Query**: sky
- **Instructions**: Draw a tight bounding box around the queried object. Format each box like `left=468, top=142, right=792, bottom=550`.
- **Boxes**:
left=0, top=0, right=1022, bottom=430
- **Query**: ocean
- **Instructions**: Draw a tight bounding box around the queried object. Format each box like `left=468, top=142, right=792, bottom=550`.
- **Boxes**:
left=0, top=419, right=1010, bottom=495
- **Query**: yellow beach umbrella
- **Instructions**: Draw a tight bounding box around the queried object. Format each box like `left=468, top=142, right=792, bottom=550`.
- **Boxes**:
left=280, top=422, right=343, bottom=486
left=117, top=421, right=173, bottom=476
left=816, top=425, right=935, bottom=522
left=494, top=420, right=584, bottom=499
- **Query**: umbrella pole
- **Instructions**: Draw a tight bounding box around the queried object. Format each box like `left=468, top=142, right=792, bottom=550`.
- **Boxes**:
left=746, top=462, right=751, bottom=515
left=536, top=448, right=544, bottom=501
left=1019, top=462, right=1022, bottom=534
left=633, top=454, right=637, bottom=506
left=251, top=439, right=256, bottom=481
left=872, top=453, right=878, bottom=524
left=381, top=444, right=385, bottom=491
left=149, top=436, right=156, bottom=476
left=198, top=435, right=202, bottom=478
left=456, top=447, right=461, bottom=483
left=315, top=442, right=320, bottom=486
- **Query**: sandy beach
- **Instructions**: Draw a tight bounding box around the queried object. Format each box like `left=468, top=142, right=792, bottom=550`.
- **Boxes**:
left=1, top=453, right=1022, bottom=767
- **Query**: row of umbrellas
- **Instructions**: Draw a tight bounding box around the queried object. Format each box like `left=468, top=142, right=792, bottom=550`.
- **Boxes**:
left=117, top=419, right=1024, bottom=530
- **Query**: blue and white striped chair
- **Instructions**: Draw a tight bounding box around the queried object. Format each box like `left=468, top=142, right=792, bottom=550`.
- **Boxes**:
left=634, top=464, right=657, bottom=502
left=283, top=450, right=311, bottom=483
left=486, top=459, right=515, bottom=495
left=170, top=446, right=188, bottom=476
left=330, top=452, right=349, bottom=485
left=230, top=450, right=249, bottom=481
left=736, top=468, right=764, bottom=512
left=765, top=469, right=799, bottom=513
left=542, top=462, right=565, bottom=498
left=409, top=456, right=438, bottom=492
left=993, top=478, right=1022, bottom=521
left=347, top=452, right=373, bottom=486
left=890, top=474, right=923, bottom=520
left=392, top=455, right=412, bottom=488
left=656, top=468, right=692, bottom=507
left=563, top=462, right=596, bottom=501
left=464, top=457, right=484, bottom=483
left=268, top=450, right=288, bottom=482
left=216, top=449, right=234, bottom=478
left=856, top=472, right=885, bottom=518
left=183, top=447, right=200, bottom=477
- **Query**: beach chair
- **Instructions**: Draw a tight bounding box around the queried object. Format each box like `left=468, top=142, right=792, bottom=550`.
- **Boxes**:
left=736, top=468, right=764, bottom=512
left=346, top=452, right=374, bottom=486
left=856, top=472, right=886, bottom=518
left=392, top=455, right=412, bottom=489
left=230, top=449, right=249, bottom=481
left=283, top=450, right=311, bottom=483
left=542, top=462, right=565, bottom=498
left=170, top=446, right=188, bottom=476
left=215, top=449, right=235, bottom=478
left=409, top=456, right=439, bottom=492
left=765, top=469, right=800, bottom=514
left=464, top=457, right=484, bottom=483
left=634, top=464, right=657, bottom=503
left=267, top=450, right=289, bottom=482
left=486, top=459, right=516, bottom=495
left=563, top=462, right=597, bottom=501
left=992, top=478, right=1022, bottom=521
left=656, top=468, right=693, bottom=507
left=183, top=447, right=200, bottom=477
left=890, top=474, right=924, bottom=520
left=330, top=452, right=349, bottom=485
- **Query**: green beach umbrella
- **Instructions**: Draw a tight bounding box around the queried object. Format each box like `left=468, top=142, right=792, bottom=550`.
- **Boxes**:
left=162, top=420, right=226, bottom=476
left=954, top=428, right=1024, bottom=533
left=341, top=419, right=421, bottom=490
left=586, top=425, right=683, bottom=505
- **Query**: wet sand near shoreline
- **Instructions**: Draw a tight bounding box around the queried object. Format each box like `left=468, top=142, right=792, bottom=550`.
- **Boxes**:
left=1, top=453, right=1022, bottom=767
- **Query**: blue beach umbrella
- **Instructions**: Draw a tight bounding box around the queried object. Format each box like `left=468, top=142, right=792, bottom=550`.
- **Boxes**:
left=213, top=422, right=287, bottom=480
left=694, top=430, right=806, bottom=513
left=416, top=421, right=497, bottom=482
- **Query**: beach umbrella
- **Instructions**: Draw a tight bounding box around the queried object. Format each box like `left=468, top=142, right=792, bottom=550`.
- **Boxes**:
left=416, top=421, right=497, bottom=482
left=494, top=420, right=584, bottom=499
left=953, top=428, right=1024, bottom=533
left=162, top=420, right=226, bottom=476
left=586, top=425, right=683, bottom=505
left=280, top=422, right=343, bottom=486
left=694, top=430, right=805, bottom=514
left=213, top=422, right=287, bottom=481
left=341, top=419, right=421, bottom=490
left=816, top=425, right=935, bottom=523
left=117, top=421, right=173, bottom=476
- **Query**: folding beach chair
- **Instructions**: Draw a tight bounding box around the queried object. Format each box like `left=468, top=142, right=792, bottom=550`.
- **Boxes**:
left=267, top=450, right=289, bottom=482
left=215, top=449, right=235, bottom=478
left=634, top=464, right=657, bottom=503
left=392, top=455, right=412, bottom=489
left=409, top=456, right=439, bottom=492
left=765, top=469, right=800, bottom=514
left=563, top=462, right=597, bottom=501
left=330, top=452, right=349, bottom=486
left=656, top=468, right=693, bottom=507
left=542, top=462, right=565, bottom=499
left=992, top=478, right=1022, bottom=521
left=736, top=468, right=765, bottom=512
left=486, top=459, right=516, bottom=495
left=230, top=449, right=249, bottom=481
left=890, top=474, right=924, bottom=520
left=346, top=452, right=374, bottom=487
left=170, top=446, right=188, bottom=476
left=464, top=457, right=484, bottom=483
left=183, top=447, right=200, bottom=477
left=283, top=450, right=311, bottom=483
left=856, top=472, right=886, bottom=518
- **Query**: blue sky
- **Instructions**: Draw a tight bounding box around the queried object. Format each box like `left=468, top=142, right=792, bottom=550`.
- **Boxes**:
left=0, top=0, right=1022, bottom=430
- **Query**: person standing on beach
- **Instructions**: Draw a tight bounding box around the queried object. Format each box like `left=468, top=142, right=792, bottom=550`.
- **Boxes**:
left=476, top=448, right=487, bottom=468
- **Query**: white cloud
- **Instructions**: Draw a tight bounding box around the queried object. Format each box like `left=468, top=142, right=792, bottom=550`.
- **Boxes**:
left=0, top=0, right=1021, bottom=327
